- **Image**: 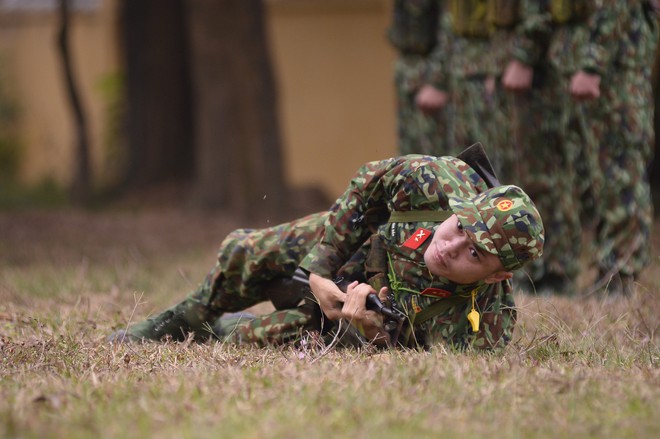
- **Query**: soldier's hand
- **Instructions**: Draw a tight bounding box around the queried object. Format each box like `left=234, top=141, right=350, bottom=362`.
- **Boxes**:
left=415, top=85, right=449, bottom=113
left=341, top=282, right=389, bottom=345
left=502, top=60, right=533, bottom=92
left=651, top=0, right=660, bottom=13
left=308, top=273, right=346, bottom=320
left=570, top=70, right=601, bottom=101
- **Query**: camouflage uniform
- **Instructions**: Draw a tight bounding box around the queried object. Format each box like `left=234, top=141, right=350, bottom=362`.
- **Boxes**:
left=116, top=154, right=544, bottom=351
left=490, top=2, right=524, bottom=184
left=431, top=0, right=519, bottom=178
left=388, top=0, right=450, bottom=156
left=579, top=0, right=658, bottom=291
left=508, top=0, right=593, bottom=293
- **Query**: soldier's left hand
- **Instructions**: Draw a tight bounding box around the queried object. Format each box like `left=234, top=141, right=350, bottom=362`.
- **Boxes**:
left=570, top=70, right=601, bottom=101
left=502, top=60, right=533, bottom=92
left=415, top=85, right=449, bottom=113
left=341, top=281, right=377, bottom=320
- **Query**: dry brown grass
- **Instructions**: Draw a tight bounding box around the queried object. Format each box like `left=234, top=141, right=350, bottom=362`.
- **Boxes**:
left=0, top=207, right=658, bottom=439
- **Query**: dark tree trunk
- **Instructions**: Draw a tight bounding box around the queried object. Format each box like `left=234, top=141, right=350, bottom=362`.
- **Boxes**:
left=187, top=0, right=289, bottom=217
left=57, top=0, right=91, bottom=204
left=120, top=0, right=193, bottom=188
left=653, top=43, right=660, bottom=216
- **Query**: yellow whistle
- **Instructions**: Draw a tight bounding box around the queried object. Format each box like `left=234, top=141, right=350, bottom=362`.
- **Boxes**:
left=467, top=309, right=480, bottom=333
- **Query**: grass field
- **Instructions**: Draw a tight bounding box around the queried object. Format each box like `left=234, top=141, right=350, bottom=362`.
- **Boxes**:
left=0, top=207, right=658, bottom=439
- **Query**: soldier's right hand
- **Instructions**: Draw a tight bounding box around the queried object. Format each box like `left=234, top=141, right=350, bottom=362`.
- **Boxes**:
left=341, top=282, right=390, bottom=346
left=502, top=60, right=533, bottom=92
left=308, top=273, right=347, bottom=320
left=415, top=85, right=449, bottom=113
left=570, top=70, right=601, bottom=101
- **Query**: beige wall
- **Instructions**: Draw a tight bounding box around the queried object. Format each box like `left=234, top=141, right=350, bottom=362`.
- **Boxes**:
left=0, top=0, right=397, bottom=199
left=267, top=0, right=397, bottom=198
left=0, top=1, right=119, bottom=186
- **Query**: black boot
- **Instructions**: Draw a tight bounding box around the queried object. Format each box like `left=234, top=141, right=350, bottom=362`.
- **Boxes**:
left=108, top=298, right=211, bottom=343
left=598, top=270, right=635, bottom=297
left=109, top=264, right=229, bottom=343
left=535, top=273, right=574, bottom=296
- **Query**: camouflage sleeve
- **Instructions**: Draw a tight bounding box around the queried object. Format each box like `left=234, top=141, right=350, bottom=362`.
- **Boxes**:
left=579, top=0, right=621, bottom=75
left=335, top=239, right=370, bottom=283
left=299, top=155, right=433, bottom=279
left=423, top=281, right=517, bottom=350
left=510, top=0, right=553, bottom=66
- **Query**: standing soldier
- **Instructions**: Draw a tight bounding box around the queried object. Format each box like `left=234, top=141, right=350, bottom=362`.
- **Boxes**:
left=427, top=0, right=520, bottom=180
left=487, top=0, right=525, bottom=183
left=570, top=0, right=659, bottom=296
left=503, top=0, right=593, bottom=294
left=388, top=0, right=450, bottom=156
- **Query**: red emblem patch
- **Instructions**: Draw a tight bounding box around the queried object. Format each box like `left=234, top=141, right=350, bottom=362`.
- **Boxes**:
left=420, top=288, right=452, bottom=298
left=402, top=228, right=432, bottom=249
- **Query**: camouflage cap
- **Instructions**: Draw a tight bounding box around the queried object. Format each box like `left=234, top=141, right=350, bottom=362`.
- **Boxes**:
left=447, top=185, right=544, bottom=271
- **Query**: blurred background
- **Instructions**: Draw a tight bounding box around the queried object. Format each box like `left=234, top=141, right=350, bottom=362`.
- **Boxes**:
left=0, top=0, right=398, bottom=217
left=1, top=0, right=659, bottom=219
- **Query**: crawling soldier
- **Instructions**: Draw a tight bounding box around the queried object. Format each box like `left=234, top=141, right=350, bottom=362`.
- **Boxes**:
left=109, top=145, right=544, bottom=350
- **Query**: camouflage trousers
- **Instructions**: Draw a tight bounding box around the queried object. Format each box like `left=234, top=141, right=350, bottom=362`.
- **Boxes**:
left=507, top=72, right=583, bottom=286
left=566, top=100, right=602, bottom=228
left=449, top=75, right=511, bottom=179
left=587, top=70, right=654, bottom=278
left=128, top=212, right=332, bottom=345
left=394, top=56, right=451, bottom=156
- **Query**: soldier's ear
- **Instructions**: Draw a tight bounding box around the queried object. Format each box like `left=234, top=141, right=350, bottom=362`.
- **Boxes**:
left=483, top=271, right=513, bottom=284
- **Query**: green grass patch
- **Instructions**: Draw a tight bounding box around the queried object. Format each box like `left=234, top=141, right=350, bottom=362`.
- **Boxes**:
left=0, top=179, right=67, bottom=209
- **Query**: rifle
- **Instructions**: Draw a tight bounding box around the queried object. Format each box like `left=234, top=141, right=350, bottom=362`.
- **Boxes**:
left=365, top=292, right=406, bottom=347
left=333, top=273, right=406, bottom=347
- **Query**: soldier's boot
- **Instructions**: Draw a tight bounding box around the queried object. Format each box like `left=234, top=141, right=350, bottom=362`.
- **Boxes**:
left=109, top=297, right=217, bottom=343
left=535, top=272, right=574, bottom=296
left=598, top=270, right=636, bottom=298
left=108, top=279, right=226, bottom=343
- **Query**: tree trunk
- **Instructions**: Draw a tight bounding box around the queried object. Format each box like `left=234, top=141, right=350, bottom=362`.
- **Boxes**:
left=652, top=41, right=660, bottom=216
left=120, top=0, right=193, bottom=188
left=57, top=0, right=91, bottom=204
left=187, top=0, right=289, bottom=217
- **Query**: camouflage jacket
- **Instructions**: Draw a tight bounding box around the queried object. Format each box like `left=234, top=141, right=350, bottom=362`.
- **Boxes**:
left=299, top=155, right=517, bottom=350
left=433, top=0, right=519, bottom=80
left=579, top=0, right=658, bottom=78
left=511, top=0, right=594, bottom=75
left=388, top=0, right=452, bottom=92
left=388, top=0, right=441, bottom=55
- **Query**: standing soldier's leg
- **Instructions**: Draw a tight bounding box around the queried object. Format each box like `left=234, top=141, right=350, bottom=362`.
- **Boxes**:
left=491, top=78, right=514, bottom=183
left=395, top=56, right=448, bottom=156
left=512, top=78, right=581, bottom=293
left=452, top=75, right=504, bottom=176
left=591, top=3, right=657, bottom=296
left=112, top=212, right=327, bottom=342
left=596, top=141, right=653, bottom=293
left=595, top=86, right=654, bottom=295
left=567, top=100, right=603, bottom=230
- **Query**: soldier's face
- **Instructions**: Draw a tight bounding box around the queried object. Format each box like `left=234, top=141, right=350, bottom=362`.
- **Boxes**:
left=423, top=214, right=506, bottom=284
